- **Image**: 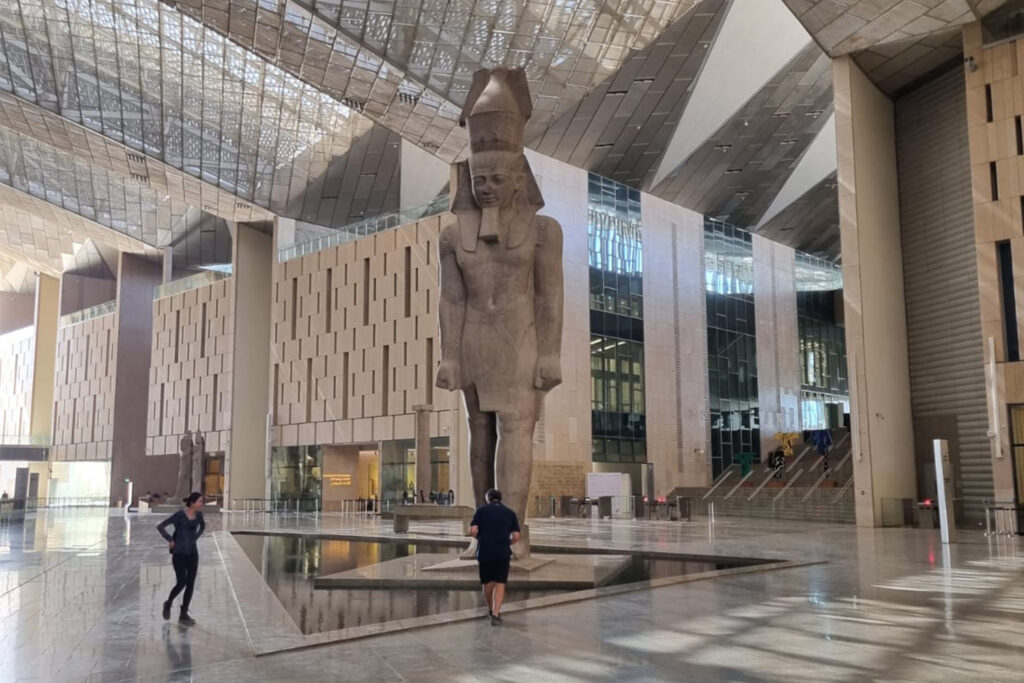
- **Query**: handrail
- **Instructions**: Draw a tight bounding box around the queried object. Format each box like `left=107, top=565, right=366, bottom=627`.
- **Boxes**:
left=723, top=470, right=755, bottom=500
left=59, top=300, right=116, bottom=327
left=802, top=451, right=852, bottom=502
left=154, top=269, right=231, bottom=300
left=702, top=469, right=734, bottom=500
left=773, top=469, right=804, bottom=502
left=278, top=194, right=450, bottom=262
left=748, top=468, right=780, bottom=501
left=833, top=476, right=855, bottom=503
left=787, top=444, right=814, bottom=471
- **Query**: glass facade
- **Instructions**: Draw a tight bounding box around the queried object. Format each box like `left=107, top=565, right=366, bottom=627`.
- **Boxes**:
left=379, top=438, right=450, bottom=506
left=588, top=174, right=646, bottom=464
left=270, top=445, right=323, bottom=510
left=795, top=254, right=849, bottom=429
left=704, top=219, right=759, bottom=478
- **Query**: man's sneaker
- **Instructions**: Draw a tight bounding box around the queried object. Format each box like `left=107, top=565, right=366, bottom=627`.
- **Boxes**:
left=489, top=613, right=501, bottom=626
left=179, top=613, right=196, bottom=626
left=162, top=601, right=171, bottom=621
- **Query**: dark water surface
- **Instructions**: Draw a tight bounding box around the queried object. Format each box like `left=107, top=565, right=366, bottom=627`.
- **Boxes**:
left=234, top=533, right=743, bottom=634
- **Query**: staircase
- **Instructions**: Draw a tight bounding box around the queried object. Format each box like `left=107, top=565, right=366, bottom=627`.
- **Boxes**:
left=671, top=430, right=855, bottom=524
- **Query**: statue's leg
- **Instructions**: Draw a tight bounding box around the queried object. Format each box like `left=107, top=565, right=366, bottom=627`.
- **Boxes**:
left=495, top=394, right=540, bottom=558
left=463, top=386, right=496, bottom=508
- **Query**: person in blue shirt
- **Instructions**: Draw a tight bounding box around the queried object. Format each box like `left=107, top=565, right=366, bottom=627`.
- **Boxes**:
left=470, top=488, right=520, bottom=625
left=157, top=492, right=205, bottom=625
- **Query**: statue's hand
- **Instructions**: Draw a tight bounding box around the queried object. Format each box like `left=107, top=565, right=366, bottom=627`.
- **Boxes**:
left=435, top=359, right=461, bottom=391
left=534, top=356, right=562, bottom=391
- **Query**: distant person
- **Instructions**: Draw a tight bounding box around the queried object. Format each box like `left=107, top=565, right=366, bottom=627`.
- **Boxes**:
left=419, top=489, right=425, bottom=503
left=157, top=492, right=206, bottom=625
left=470, top=488, right=520, bottom=626
left=1, top=491, right=7, bottom=500
left=448, top=489, right=455, bottom=506
left=401, top=491, right=409, bottom=505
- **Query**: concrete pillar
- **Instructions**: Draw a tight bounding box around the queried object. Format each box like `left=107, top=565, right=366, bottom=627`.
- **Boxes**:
left=109, top=254, right=174, bottom=505
left=833, top=56, right=917, bottom=526
left=29, top=274, right=58, bottom=439
left=162, top=247, right=173, bottom=284
left=753, top=236, right=801, bottom=456
left=227, top=222, right=273, bottom=506
left=413, top=404, right=432, bottom=501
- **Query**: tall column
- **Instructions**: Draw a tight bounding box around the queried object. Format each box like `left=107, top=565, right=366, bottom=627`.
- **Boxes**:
left=834, top=56, right=917, bottom=526
left=413, top=404, right=432, bottom=501
left=162, top=247, right=173, bottom=284
left=227, top=222, right=273, bottom=506
left=29, top=274, right=58, bottom=439
left=110, top=254, right=171, bottom=504
left=753, top=236, right=800, bottom=457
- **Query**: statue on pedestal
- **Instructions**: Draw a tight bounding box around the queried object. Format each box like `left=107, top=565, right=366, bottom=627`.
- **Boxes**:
left=435, top=67, right=564, bottom=558
left=192, top=430, right=206, bottom=494
left=174, top=432, right=193, bottom=500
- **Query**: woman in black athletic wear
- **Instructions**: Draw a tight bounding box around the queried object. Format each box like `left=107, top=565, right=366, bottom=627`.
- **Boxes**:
left=157, top=492, right=205, bottom=625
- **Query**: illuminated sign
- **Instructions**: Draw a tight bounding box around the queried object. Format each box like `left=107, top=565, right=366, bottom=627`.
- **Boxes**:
left=326, top=474, right=353, bottom=487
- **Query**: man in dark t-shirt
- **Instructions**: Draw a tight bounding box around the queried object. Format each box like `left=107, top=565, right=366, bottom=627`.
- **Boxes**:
left=470, top=488, right=520, bottom=625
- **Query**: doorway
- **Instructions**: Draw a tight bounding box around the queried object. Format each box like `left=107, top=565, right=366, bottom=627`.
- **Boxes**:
left=1008, top=405, right=1024, bottom=505
left=204, top=454, right=225, bottom=506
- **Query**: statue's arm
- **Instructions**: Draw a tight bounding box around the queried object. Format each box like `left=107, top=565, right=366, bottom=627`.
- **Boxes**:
left=534, top=217, right=563, bottom=391
left=436, top=227, right=466, bottom=390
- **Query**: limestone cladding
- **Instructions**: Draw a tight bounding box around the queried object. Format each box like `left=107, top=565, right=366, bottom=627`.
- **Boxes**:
left=51, top=312, right=117, bottom=461
left=271, top=215, right=456, bottom=447
left=0, top=326, right=34, bottom=439
left=753, top=235, right=801, bottom=457
left=527, top=461, right=587, bottom=506
left=146, top=279, right=233, bottom=456
left=963, top=23, right=1024, bottom=501
left=641, top=193, right=710, bottom=491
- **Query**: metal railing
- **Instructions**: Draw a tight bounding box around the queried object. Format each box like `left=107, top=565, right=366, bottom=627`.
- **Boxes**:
left=59, top=300, right=116, bottom=327
left=801, top=452, right=852, bottom=502
left=278, top=194, right=450, bottom=262
left=772, top=469, right=805, bottom=502
left=702, top=469, right=733, bottom=500
left=0, top=434, right=51, bottom=446
left=747, top=468, right=781, bottom=501
left=723, top=470, right=754, bottom=500
left=833, top=476, right=855, bottom=503
left=234, top=497, right=320, bottom=513
left=154, top=270, right=232, bottom=300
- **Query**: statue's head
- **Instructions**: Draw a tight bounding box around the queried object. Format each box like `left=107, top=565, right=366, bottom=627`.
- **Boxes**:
left=469, top=151, right=524, bottom=210
left=452, top=68, right=543, bottom=220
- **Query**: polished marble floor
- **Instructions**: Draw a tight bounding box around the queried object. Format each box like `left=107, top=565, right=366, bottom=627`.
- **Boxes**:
left=1, top=508, right=1022, bottom=682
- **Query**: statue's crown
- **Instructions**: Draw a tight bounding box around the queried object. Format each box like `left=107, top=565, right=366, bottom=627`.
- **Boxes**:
left=461, top=68, right=532, bottom=154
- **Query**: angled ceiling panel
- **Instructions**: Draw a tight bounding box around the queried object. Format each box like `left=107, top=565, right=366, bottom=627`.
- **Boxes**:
left=651, top=0, right=813, bottom=188
left=158, top=0, right=703, bottom=162
left=531, top=0, right=729, bottom=189
left=758, top=113, right=836, bottom=228
left=651, top=42, right=834, bottom=231
left=756, top=170, right=839, bottom=259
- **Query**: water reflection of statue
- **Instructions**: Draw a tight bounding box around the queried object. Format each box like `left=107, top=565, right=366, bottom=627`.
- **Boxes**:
left=174, top=433, right=193, bottom=500
left=192, top=430, right=206, bottom=493
left=435, top=68, right=564, bottom=557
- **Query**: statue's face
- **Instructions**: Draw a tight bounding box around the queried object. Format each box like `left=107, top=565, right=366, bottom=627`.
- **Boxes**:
left=470, top=152, right=521, bottom=209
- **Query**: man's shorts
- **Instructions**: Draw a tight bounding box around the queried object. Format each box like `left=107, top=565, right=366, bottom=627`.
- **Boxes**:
left=478, top=560, right=511, bottom=584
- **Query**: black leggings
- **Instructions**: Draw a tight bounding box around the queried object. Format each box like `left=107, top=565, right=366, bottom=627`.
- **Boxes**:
left=168, top=553, right=199, bottom=611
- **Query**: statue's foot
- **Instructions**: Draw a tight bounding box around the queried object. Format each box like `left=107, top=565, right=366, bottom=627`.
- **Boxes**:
left=459, top=537, right=478, bottom=560
left=511, top=525, right=531, bottom=560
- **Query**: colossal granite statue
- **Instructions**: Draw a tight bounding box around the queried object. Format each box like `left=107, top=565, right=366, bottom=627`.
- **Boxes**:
left=435, top=67, right=564, bottom=557
left=174, top=432, right=193, bottom=500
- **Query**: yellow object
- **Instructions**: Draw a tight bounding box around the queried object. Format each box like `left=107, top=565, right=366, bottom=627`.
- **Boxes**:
left=774, top=432, right=800, bottom=457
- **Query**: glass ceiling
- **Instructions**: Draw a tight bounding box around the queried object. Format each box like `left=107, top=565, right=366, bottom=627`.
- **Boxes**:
left=0, top=126, right=216, bottom=250
left=0, top=0, right=375, bottom=213
left=159, top=0, right=700, bottom=160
